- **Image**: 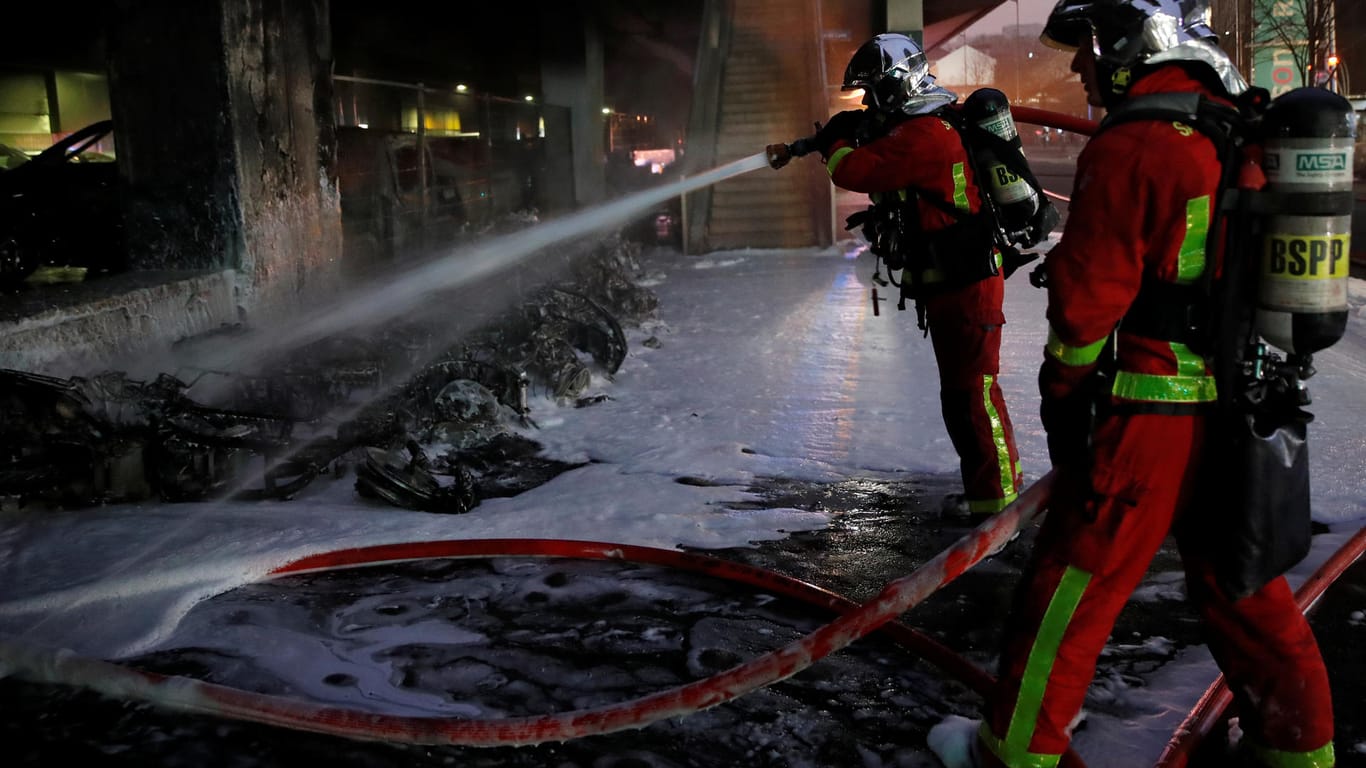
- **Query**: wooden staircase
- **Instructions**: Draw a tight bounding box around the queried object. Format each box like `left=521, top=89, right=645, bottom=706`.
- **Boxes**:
left=687, top=0, right=831, bottom=252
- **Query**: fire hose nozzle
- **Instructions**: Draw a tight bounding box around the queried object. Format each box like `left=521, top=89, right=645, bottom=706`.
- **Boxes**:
left=766, top=137, right=816, bottom=169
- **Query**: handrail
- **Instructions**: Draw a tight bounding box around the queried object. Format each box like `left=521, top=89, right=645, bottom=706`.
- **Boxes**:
left=681, top=0, right=734, bottom=253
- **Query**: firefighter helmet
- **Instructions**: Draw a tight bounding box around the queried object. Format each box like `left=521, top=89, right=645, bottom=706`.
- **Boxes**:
left=1040, top=0, right=1245, bottom=102
left=842, top=34, right=956, bottom=116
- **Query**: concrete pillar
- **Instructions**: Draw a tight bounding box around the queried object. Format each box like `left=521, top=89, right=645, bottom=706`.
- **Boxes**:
left=885, top=0, right=924, bottom=43
left=107, top=0, right=342, bottom=322
left=539, top=4, right=607, bottom=207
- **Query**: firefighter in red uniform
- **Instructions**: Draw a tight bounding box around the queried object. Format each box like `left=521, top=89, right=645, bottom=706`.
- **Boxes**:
left=926, top=1, right=1337, bottom=767
left=767, top=34, right=1023, bottom=516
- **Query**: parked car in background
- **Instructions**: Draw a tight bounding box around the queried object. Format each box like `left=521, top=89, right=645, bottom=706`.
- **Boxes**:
left=0, top=143, right=31, bottom=172
left=0, top=120, right=125, bottom=288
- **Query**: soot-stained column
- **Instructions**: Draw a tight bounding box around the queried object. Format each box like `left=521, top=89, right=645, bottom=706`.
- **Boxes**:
left=108, top=0, right=341, bottom=319
left=220, top=0, right=342, bottom=316
left=540, top=3, right=607, bottom=208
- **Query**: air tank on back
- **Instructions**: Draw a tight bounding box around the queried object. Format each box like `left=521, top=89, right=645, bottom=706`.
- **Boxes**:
left=960, top=88, right=1041, bottom=242
left=1255, top=87, right=1356, bottom=356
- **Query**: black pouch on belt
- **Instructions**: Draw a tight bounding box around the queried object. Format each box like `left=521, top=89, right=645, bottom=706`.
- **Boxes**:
left=1211, top=407, right=1312, bottom=601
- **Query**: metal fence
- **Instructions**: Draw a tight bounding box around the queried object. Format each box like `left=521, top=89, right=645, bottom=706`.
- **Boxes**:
left=333, top=75, right=573, bottom=263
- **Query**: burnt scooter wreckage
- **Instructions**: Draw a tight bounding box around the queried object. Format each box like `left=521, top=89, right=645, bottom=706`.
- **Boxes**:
left=0, top=236, right=658, bottom=513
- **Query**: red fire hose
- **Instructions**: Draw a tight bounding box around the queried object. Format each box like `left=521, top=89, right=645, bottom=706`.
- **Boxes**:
left=1013, top=106, right=1096, bottom=206
left=1154, top=522, right=1366, bottom=768
left=1, top=473, right=1061, bottom=751
left=1012, top=106, right=1098, bottom=138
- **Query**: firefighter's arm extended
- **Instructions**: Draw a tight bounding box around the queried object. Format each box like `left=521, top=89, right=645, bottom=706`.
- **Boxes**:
left=825, top=117, right=953, bottom=194
left=767, top=110, right=866, bottom=169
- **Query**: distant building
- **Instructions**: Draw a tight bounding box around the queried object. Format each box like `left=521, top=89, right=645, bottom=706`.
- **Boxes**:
left=934, top=44, right=997, bottom=89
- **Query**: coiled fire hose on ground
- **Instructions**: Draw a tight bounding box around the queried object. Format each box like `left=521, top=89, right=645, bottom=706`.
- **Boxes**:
left=0, top=473, right=1059, bottom=751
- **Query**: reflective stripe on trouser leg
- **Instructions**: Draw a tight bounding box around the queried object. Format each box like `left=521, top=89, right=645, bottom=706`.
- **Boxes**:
left=980, top=566, right=1090, bottom=768
left=1248, top=741, right=1336, bottom=768
left=981, top=374, right=1019, bottom=511
left=986, top=413, right=1201, bottom=762
left=928, top=286, right=1019, bottom=512
left=938, top=381, right=1019, bottom=513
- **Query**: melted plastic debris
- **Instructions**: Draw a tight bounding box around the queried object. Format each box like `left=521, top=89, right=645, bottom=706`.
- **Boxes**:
left=0, top=236, right=658, bottom=512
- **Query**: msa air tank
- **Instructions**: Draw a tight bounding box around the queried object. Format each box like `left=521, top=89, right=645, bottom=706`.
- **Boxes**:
left=1256, top=87, right=1356, bottom=356
left=960, top=88, right=1042, bottom=240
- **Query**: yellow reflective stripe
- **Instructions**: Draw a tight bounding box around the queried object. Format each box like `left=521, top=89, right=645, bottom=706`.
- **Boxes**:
left=1249, top=740, right=1336, bottom=768
left=978, top=721, right=1062, bottom=768
left=1045, top=326, right=1106, bottom=367
left=982, top=374, right=1017, bottom=501
left=1111, top=371, right=1217, bottom=402
left=952, top=161, right=970, bottom=211
left=1177, top=195, right=1210, bottom=283
left=826, top=146, right=855, bottom=176
left=969, top=492, right=1018, bottom=514
left=992, top=565, right=1090, bottom=768
left=1170, top=342, right=1206, bottom=378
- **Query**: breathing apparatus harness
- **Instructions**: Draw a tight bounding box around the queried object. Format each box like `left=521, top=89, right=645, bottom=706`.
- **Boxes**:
left=1088, top=82, right=1357, bottom=599
left=844, top=95, right=1058, bottom=332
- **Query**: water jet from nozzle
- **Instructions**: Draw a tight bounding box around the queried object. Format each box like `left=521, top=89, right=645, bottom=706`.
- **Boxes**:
left=183, top=152, right=773, bottom=375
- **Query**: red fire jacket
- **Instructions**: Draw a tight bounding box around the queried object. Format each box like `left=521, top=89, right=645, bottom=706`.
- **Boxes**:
left=826, top=112, right=984, bottom=236
left=1041, top=67, right=1229, bottom=409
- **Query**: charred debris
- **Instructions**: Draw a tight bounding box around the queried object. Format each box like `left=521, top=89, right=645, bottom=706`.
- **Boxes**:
left=0, top=236, right=661, bottom=514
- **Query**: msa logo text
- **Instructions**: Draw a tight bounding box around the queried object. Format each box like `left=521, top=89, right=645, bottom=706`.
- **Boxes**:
left=1295, top=153, right=1347, bottom=172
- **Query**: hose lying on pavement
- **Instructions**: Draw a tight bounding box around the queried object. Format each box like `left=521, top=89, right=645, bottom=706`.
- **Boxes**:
left=0, top=471, right=1058, bottom=749
left=1154, top=522, right=1366, bottom=768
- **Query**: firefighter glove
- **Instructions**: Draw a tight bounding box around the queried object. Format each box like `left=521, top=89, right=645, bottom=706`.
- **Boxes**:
left=788, top=137, right=818, bottom=157
left=813, top=110, right=866, bottom=155
left=1038, top=360, right=1099, bottom=469
left=1000, top=245, right=1038, bottom=280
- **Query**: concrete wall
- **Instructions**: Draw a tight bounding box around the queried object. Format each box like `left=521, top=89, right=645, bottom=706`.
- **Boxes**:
left=0, top=272, right=236, bottom=376
left=887, top=0, right=925, bottom=40
left=107, top=0, right=342, bottom=327
left=541, top=4, right=607, bottom=207
left=109, top=3, right=241, bottom=275
left=221, top=0, right=343, bottom=319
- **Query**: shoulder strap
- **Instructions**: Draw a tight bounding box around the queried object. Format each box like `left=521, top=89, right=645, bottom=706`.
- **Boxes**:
left=1099, top=93, right=1245, bottom=159
left=882, top=109, right=987, bottom=223
left=1105, top=92, right=1251, bottom=353
left=949, top=115, right=1049, bottom=206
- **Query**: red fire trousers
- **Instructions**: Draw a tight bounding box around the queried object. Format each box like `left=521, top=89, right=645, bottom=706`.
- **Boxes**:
left=982, top=410, right=1335, bottom=765
left=925, top=271, right=1021, bottom=512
